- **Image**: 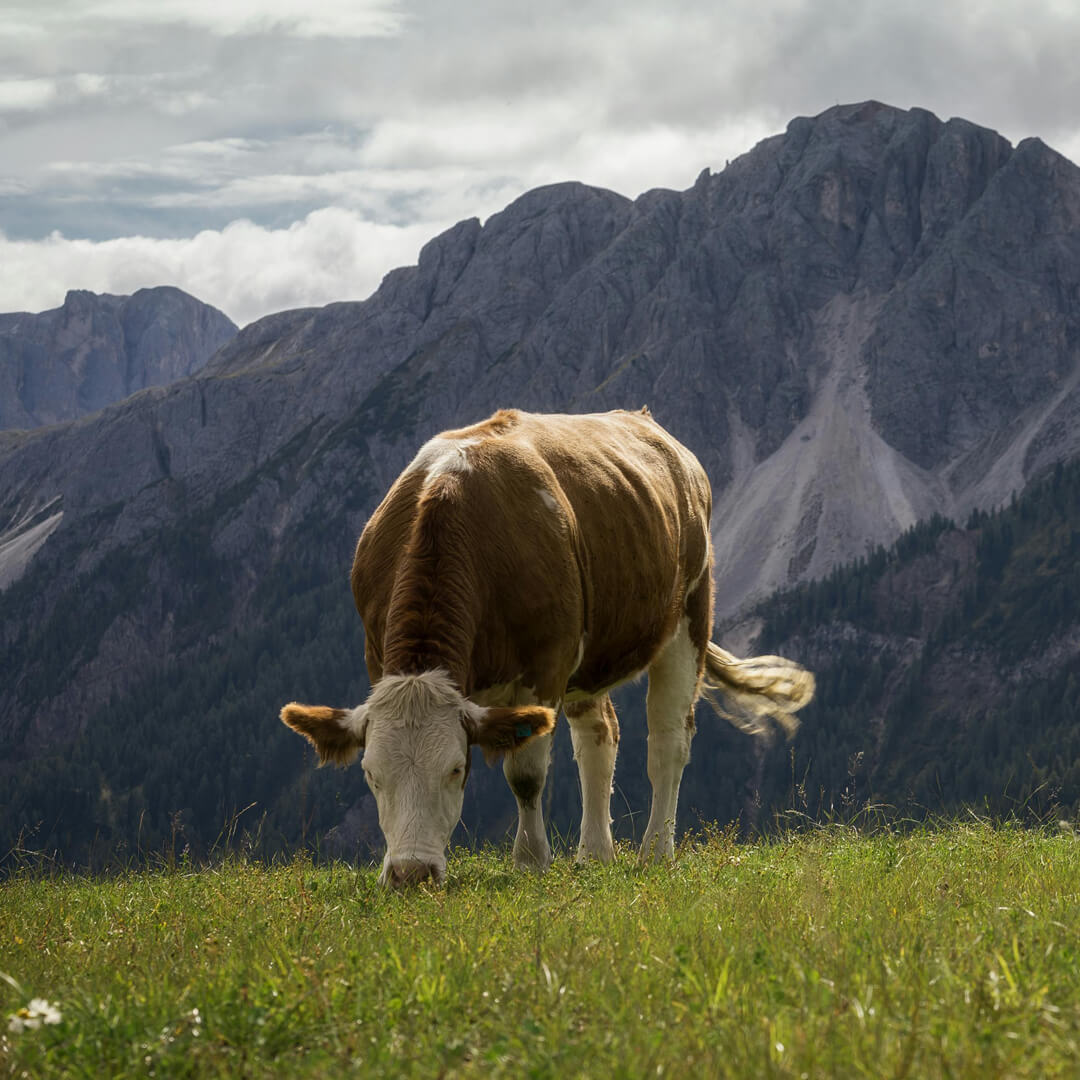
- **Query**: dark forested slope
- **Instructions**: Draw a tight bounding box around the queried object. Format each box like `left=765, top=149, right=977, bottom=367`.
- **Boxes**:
left=730, top=459, right=1080, bottom=828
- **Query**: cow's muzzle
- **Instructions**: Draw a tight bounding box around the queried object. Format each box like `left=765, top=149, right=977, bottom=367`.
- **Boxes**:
left=381, top=858, right=445, bottom=889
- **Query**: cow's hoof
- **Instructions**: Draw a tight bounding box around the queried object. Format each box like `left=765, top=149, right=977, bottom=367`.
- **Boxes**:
left=638, top=831, right=675, bottom=865
left=513, top=839, right=552, bottom=871
left=574, top=842, right=615, bottom=865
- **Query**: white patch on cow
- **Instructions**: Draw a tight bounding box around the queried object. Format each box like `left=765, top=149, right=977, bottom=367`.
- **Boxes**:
left=537, top=487, right=559, bottom=513
left=571, top=635, right=585, bottom=674
left=640, top=616, right=700, bottom=863
left=689, top=538, right=711, bottom=593
left=342, top=703, right=368, bottom=741
left=360, top=670, right=471, bottom=886
left=358, top=670, right=561, bottom=885
left=405, top=436, right=478, bottom=480
left=566, top=700, right=617, bottom=864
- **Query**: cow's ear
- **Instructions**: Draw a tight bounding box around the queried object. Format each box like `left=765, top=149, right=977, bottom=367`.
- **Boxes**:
left=280, top=702, right=367, bottom=767
left=463, top=703, right=556, bottom=764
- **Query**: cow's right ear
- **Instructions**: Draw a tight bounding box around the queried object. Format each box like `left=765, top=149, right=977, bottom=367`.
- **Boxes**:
left=462, top=702, right=556, bottom=764
left=280, top=702, right=367, bottom=767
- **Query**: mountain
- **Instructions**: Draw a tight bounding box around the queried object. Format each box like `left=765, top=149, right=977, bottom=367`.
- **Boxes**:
left=0, top=286, right=238, bottom=432
left=739, top=458, right=1080, bottom=829
left=3, top=101, right=1080, bottom=863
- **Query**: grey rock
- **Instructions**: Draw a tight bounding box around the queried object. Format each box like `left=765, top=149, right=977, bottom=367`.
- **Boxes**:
left=0, top=286, right=237, bottom=430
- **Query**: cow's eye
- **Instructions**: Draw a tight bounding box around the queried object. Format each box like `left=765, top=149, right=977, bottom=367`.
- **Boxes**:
left=448, top=764, right=465, bottom=782
left=363, top=768, right=379, bottom=791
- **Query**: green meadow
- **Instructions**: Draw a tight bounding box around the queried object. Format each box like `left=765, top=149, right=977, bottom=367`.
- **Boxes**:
left=3, top=823, right=1080, bottom=1078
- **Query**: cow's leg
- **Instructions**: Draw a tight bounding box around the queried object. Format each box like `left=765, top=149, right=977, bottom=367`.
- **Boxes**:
left=503, top=730, right=554, bottom=870
left=640, top=585, right=710, bottom=863
left=565, top=695, right=619, bottom=863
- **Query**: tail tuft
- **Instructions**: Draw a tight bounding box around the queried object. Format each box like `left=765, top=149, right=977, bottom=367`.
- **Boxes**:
left=700, top=643, right=815, bottom=739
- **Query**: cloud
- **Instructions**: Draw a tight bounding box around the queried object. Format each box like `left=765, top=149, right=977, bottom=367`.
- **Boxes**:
left=0, top=208, right=445, bottom=326
left=8, top=0, right=406, bottom=41
left=16, top=96, right=771, bottom=230
left=2, top=0, right=1080, bottom=326
left=0, top=79, right=58, bottom=112
left=125, top=0, right=405, bottom=37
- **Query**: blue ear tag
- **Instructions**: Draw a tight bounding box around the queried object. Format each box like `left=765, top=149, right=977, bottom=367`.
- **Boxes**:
left=515, top=723, right=532, bottom=739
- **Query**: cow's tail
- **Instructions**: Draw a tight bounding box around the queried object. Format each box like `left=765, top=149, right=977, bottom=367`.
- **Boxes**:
left=699, top=642, right=815, bottom=739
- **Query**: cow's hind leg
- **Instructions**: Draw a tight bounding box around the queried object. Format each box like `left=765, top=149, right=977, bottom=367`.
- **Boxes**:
left=565, top=695, right=619, bottom=863
left=504, top=731, right=554, bottom=870
left=640, top=586, right=709, bottom=863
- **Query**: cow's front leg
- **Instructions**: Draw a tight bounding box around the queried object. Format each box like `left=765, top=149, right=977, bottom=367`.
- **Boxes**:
left=503, top=730, right=553, bottom=870
left=565, top=696, right=618, bottom=863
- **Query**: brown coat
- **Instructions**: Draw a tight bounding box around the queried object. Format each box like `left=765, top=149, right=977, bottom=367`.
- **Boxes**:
left=351, top=408, right=713, bottom=705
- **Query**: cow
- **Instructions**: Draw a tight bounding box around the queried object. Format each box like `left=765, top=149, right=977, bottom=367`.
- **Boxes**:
left=281, top=408, right=813, bottom=887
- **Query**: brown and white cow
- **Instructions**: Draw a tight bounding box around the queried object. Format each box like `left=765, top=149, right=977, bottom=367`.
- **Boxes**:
left=281, top=408, right=813, bottom=887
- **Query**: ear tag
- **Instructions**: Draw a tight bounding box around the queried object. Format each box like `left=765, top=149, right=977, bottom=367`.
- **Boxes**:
left=515, top=723, right=532, bottom=739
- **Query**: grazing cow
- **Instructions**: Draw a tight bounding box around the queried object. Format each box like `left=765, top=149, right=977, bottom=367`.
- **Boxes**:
left=281, top=408, right=813, bottom=887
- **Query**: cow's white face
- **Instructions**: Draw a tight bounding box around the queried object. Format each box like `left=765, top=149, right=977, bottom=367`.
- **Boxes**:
left=280, top=670, right=555, bottom=888
left=361, top=697, right=469, bottom=887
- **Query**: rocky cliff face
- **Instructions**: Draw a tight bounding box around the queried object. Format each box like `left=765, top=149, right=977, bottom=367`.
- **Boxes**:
left=0, top=286, right=237, bottom=430
left=3, top=102, right=1080, bottom=858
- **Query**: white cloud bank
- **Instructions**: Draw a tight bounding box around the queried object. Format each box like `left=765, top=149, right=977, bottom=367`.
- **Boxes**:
left=3, top=0, right=1080, bottom=325
left=0, top=209, right=444, bottom=327
left=0, top=79, right=58, bottom=112
left=14, top=0, right=406, bottom=41
left=0, top=116, right=771, bottom=324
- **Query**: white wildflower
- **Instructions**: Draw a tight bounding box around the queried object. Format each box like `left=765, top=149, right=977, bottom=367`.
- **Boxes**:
left=7, top=998, right=62, bottom=1033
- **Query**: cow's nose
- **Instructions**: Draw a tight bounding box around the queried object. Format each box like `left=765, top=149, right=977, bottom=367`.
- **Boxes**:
left=386, top=858, right=436, bottom=889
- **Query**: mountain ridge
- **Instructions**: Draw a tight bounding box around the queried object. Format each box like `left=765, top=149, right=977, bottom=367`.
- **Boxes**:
left=3, top=101, right=1080, bottom=859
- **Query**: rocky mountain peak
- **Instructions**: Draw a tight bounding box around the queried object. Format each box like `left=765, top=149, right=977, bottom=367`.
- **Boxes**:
left=0, top=286, right=237, bottom=431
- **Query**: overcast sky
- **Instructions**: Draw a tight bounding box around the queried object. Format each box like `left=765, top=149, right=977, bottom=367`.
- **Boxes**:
left=2, top=0, right=1078, bottom=327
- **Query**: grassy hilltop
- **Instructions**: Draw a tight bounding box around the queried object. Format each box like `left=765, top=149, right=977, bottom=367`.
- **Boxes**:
left=3, top=823, right=1080, bottom=1078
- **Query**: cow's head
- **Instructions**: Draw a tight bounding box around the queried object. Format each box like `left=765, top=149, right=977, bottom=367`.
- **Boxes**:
left=280, top=670, right=554, bottom=888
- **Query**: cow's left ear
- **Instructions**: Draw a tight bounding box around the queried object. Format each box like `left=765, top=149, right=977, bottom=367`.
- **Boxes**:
left=280, top=702, right=368, bottom=767
left=463, top=703, right=556, bottom=764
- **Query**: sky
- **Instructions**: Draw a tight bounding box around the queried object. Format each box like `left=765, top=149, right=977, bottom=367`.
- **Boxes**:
left=2, top=0, right=1079, bottom=327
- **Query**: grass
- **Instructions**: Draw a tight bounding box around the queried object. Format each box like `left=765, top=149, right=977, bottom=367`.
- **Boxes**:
left=3, top=822, right=1080, bottom=1078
